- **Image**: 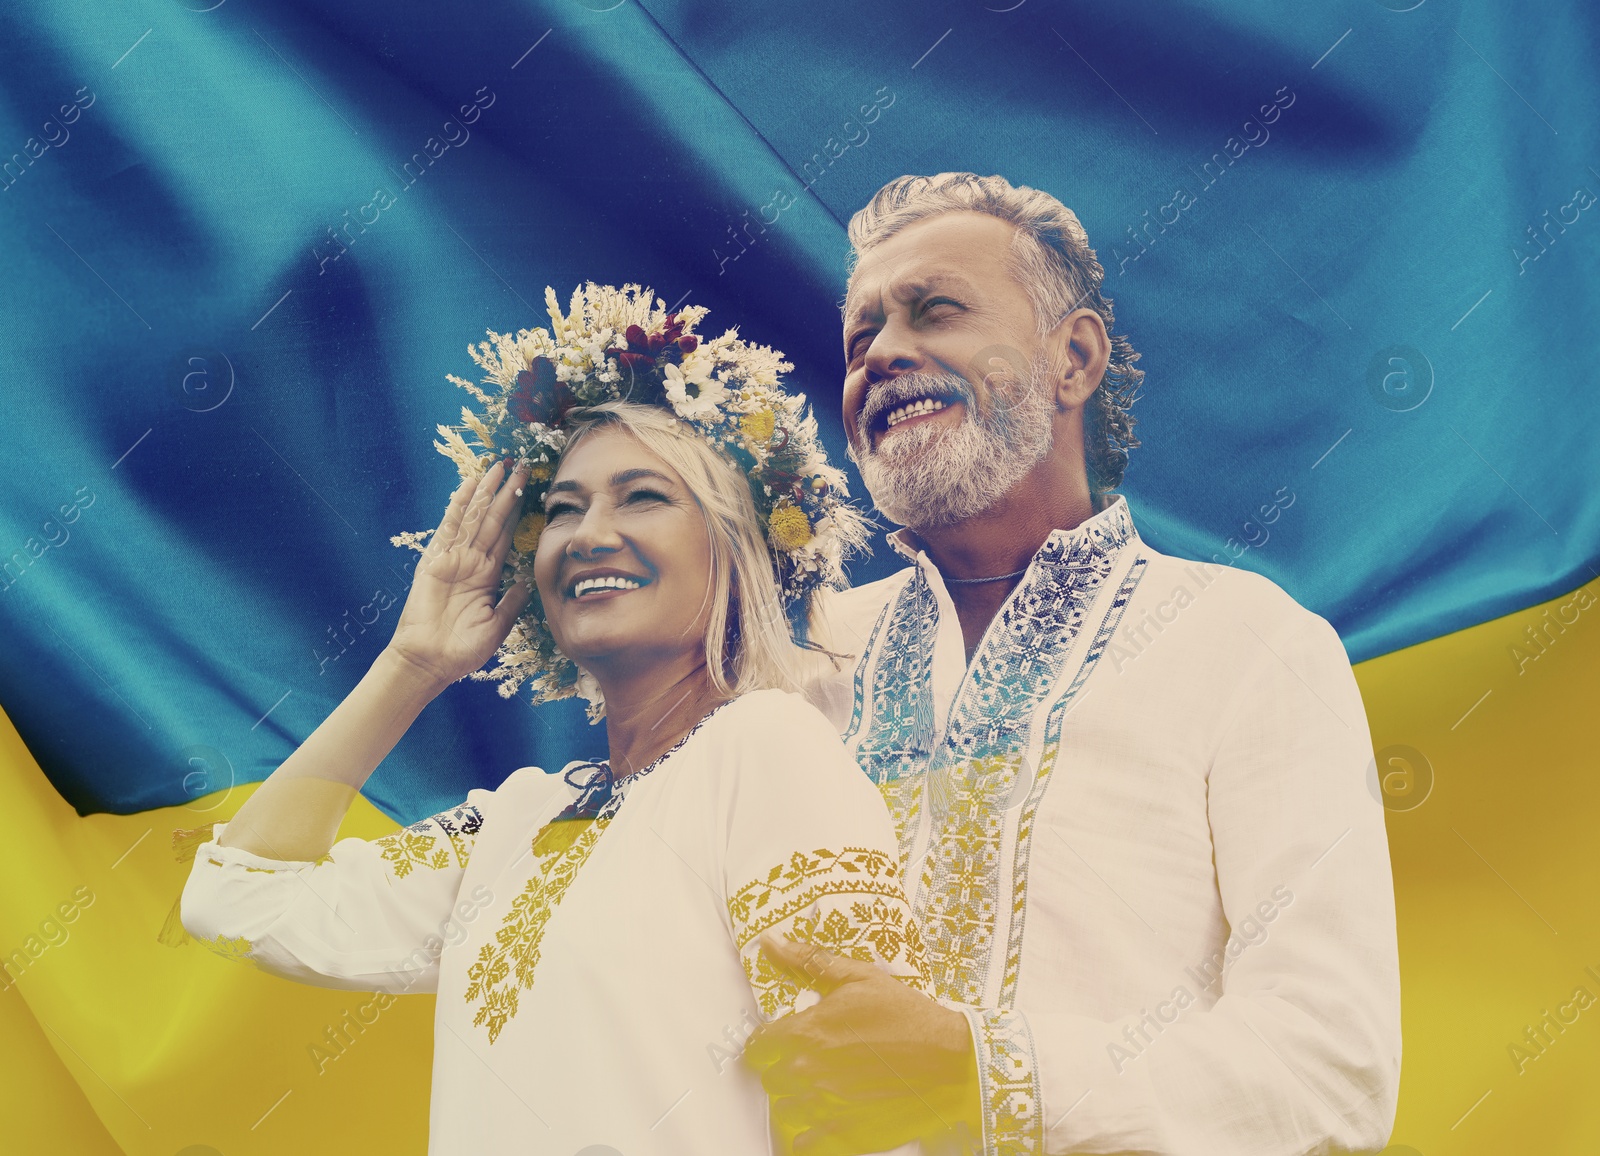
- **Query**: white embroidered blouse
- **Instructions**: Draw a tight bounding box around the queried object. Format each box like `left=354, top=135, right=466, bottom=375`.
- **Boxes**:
left=810, top=494, right=1402, bottom=1156
left=180, top=688, right=929, bottom=1155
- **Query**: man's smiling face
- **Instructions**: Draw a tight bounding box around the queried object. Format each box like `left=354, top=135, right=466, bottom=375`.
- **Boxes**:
left=841, top=210, right=1058, bottom=528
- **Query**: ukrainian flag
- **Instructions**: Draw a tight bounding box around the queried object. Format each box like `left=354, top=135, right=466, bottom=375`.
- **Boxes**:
left=2, top=1, right=1595, bottom=1152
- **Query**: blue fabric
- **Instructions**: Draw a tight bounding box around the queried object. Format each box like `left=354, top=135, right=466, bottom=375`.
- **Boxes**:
left=2, top=0, right=1595, bottom=820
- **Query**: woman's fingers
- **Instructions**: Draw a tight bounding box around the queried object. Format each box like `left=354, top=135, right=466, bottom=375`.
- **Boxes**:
left=453, top=459, right=521, bottom=556
left=432, top=459, right=517, bottom=558
left=491, top=576, right=534, bottom=637
left=473, top=460, right=528, bottom=554
left=430, top=465, right=492, bottom=554
left=490, top=480, right=522, bottom=569
left=457, top=461, right=504, bottom=550
left=420, top=464, right=530, bottom=636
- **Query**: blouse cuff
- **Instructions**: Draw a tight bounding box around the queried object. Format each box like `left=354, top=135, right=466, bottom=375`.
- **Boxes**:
left=196, top=821, right=320, bottom=872
left=963, top=1006, right=1045, bottom=1155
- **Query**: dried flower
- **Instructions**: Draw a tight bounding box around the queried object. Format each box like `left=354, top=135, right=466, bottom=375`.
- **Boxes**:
left=513, top=513, right=546, bottom=555
left=768, top=501, right=813, bottom=551
left=397, top=283, right=870, bottom=717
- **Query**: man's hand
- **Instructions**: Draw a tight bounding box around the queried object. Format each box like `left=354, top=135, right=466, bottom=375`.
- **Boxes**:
left=742, top=932, right=983, bottom=1156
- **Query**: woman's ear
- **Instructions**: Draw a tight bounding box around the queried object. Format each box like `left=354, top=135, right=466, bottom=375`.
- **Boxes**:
left=1046, top=308, right=1110, bottom=412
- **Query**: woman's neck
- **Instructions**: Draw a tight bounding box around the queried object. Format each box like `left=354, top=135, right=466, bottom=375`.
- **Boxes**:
left=593, top=658, right=730, bottom=779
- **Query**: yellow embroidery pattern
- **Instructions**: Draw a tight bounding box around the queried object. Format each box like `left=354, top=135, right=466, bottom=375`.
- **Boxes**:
left=374, top=804, right=482, bottom=879
left=374, top=828, right=452, bottom=877
left=999, top=738, right=1060, bottom=1005
left=463, top=816, right=604, bottom=1044
left=999, top=561, right=1144, bottom=1010
left=877, top=777, right=925, bottom=867
left=918, top=753, right=1016, bottom=1006
left=195, top=932, right=255, bottom=966
left=728, top=847, right=930, bottom=1019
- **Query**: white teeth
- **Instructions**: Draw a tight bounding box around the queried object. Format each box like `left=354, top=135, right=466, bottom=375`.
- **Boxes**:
left=884, top=397, right=949, bottom=428
left=572, top=575, right=644, bottom=597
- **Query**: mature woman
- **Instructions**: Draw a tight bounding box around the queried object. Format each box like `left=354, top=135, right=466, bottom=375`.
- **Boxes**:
left=179, top=286, right=928, bottom=1155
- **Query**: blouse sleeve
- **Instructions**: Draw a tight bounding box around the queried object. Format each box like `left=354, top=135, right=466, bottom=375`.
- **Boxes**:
left=720, top=695, right=931, bottom=1022
left=180, top=794, right=493, bottom=994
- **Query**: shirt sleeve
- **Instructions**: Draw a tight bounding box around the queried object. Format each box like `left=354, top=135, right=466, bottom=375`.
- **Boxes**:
left=981, top=607, right=1402, bottom=1156
left=179, top=793, right=494, bottom=994
left=719, top=695, right=931, bottom=1022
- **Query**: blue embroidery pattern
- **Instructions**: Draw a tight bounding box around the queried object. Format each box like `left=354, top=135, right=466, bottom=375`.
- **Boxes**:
left=1000, top=555, right=1147, bottom=1008
left=375, top=803, right=485, bottom=877
left=841, top=599, right=893, bottom=748
left=853, top=569, right=938, bottom=787
left=843, top=501, right=1140, bottom=1153
left=917, top=504, right=1136, bottom=1007
left=436, top=804, right=484, bottom=850
left=850, top=571, right=939, bottom=861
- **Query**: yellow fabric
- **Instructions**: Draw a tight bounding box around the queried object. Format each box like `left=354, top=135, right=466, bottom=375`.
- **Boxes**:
left=0, top=719, right=433, bottom=1155
left=1, top=575, right=1596, bottom=1153
left=1357, top=575, right=1600, bottom=1152
left=0, top=981, right=123, bottom=1155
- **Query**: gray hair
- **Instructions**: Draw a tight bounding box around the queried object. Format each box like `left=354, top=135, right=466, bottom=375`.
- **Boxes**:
left=846, top=172, right=1143, bottom=493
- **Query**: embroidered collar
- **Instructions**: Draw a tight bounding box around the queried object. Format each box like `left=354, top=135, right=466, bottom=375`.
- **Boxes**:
left=554, top=698, right=733, bottom=820
left=885, top=492, right=1138, bottom=577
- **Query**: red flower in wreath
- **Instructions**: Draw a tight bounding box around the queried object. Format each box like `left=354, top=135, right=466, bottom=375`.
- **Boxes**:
left=508, top=356, right=576, bottom=426
left=606, top=313, right=694, bottom=377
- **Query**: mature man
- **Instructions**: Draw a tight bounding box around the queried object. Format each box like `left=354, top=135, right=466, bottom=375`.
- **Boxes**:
left=747, top=173, right=1401, bottom=1156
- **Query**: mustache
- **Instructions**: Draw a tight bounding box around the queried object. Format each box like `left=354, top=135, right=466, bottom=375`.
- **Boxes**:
left=856, top=372, right=975, bottom=444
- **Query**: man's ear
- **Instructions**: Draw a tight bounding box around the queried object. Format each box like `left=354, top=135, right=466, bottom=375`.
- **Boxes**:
left=1045, top=308, right=1110, bottom=412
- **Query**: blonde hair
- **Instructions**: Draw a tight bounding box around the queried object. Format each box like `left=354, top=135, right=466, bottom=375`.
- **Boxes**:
left=556, top=400, right=826, bottom=700
left=847, top=172, right=1143, bottom=493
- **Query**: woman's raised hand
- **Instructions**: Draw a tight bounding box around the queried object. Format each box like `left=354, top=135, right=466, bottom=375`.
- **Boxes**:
left=385, top=460, right=534, bottom=690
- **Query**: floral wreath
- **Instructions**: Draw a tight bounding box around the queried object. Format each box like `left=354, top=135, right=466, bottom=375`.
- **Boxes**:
left=392, top=283, right=870, bottom=716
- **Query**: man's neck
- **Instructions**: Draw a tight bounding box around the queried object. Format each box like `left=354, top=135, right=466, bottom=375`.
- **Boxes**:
left=909, top=468, right=1100, bottom=659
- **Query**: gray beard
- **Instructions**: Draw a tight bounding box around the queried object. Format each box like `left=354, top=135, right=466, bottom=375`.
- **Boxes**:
left=853, top=365, right=1055, bottom=529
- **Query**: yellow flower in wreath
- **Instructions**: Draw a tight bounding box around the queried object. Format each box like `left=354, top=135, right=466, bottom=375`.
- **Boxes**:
left=513, top=513, right=547, bottom=554
left=767, top=500, right=813, bottom=551
left=740, top=409, right=777, bottom=446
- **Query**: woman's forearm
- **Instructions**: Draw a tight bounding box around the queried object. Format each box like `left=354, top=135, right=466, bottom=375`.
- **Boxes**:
left=216, top=647, right=446, bottom=862
left=215, top=461, right=529, bottom=862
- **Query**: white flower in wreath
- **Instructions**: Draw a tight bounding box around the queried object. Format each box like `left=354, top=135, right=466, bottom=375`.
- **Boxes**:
left=808, top=515, right=843, bottom=568
left=663, top=359, right=726, bottom=420
left=579, top=331, right=614, bottom=365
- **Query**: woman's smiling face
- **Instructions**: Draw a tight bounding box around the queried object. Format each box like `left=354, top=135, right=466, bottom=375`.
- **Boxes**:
left=533, top=425, right=716, bottom=678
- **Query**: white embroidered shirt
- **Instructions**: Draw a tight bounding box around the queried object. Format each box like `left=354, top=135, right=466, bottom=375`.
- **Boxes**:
left=809, top=494, right=1402, bottom=1156
left=181, top=689, right=928, bottom=1155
